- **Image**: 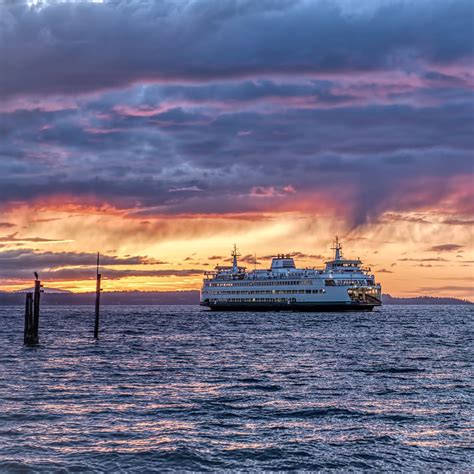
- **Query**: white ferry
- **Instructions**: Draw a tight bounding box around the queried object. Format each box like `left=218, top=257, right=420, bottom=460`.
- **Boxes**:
left=200, top=238, right=382, bottom=311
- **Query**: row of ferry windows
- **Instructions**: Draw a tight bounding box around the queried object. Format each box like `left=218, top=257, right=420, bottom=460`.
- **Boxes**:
left=202, top=289, right=326, bottom=295
left=325, top=279, right=374, bottom=286
left=207, top=281, right=307, bottom=287
left=207, top=279, right=373, bottom=288
left=223, top=298, right=296, bottom=303
left=348, top=287, right=380, bottom=296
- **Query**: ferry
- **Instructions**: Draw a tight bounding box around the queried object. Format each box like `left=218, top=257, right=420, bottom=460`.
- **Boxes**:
left=200, top=238, right=382, bottom=311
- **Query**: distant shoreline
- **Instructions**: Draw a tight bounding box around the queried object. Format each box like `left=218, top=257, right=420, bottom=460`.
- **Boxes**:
left=0, top=291, right=471, bottom=306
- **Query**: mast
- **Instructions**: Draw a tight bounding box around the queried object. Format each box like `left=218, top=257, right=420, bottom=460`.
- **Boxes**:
left=94, top=252, right=101, bottom=339
left=231, top=244, right=240, bottom=273
left=332, top=236, right=342, bottom=261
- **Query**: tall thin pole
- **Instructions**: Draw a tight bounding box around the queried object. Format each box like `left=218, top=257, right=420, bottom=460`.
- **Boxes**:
left=24, top=293, right=33, bottom=345
left=32, top=279, right=41, bottom=344
left=94, top=252, right=101, bottom=339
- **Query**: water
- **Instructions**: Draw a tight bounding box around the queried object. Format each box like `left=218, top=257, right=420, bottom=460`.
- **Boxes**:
left=0, top=305, right=472, bottom=471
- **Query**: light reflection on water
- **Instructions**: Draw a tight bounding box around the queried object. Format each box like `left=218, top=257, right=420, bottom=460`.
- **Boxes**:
left=0, top=305, right=472, bottom=471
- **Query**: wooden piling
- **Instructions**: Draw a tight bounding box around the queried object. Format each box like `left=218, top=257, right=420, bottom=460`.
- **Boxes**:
left=24, top=277, right=41, bottom=345
left=94, top=253, right=101, bottom=339
left=33, top=279, right=41, bottom=340
left=24, top=293, right=34, bottom=345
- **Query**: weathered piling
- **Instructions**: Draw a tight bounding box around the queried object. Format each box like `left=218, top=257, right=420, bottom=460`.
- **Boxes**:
left=24, top=276, right=41, bottom=345
left=33, top=279, right=41, bottom=338
left=23, top=293, right=34, bottom=345
left=94, top=253, right=101, bottom=339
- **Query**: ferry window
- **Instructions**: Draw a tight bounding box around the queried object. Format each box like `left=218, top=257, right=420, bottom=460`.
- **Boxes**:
left=325, top=279, right=336, bottom=286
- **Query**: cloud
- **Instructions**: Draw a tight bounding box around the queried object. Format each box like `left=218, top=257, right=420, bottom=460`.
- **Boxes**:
left=1, top=97, right=472, bottom=226
left=0, top=222, right=15, bottom=229
left=208, top=255, right=225, bottom=260
left=288, top=252, right=325, bottom=260
left=206, top=250, right=326, bottom=267
left=0, top=249, right=165, bottom=272
left=428, top=244, right=464, bottom=252
left=377, top=268, right=393, bottom=273
left=442, top=219, right=474, bottom=226
left=0, top=0, right=472, bottom=230
left=26, top=267, right=203, bottom=281
left=250, top=185, right=296, bottom=198
left=381, top=213, right=432, bottom=224
left=237, top=254, right=259, bottom=265
left=2, top=0, right=473, bottom=99
left=0, top=247, right=197, bottom=282
left=0, top=232, right=72, bottom=244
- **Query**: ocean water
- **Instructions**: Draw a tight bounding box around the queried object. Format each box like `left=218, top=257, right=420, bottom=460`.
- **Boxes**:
left=0, top=305, right=472, bottom=471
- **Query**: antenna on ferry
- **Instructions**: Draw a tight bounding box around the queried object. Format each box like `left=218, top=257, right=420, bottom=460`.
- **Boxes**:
left=232, top=244, right=240, bottom=273
left=332, top=236, right=342, bottom=260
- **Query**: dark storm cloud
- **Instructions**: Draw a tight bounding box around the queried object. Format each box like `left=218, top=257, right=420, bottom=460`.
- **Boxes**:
left=0, top=266, right=203, bottom=281
left=114, top=80, right=357, bottom=109
left=1, top=0, right=473, bottom=98
left=0, top=249, right=190, bottom=281
left=0, top=99, right=472, bottom=225
left=17, top=267, right=203, bottom=281
left=0, top=249, right=165, bottom=271
left=0, top=0, right=473, bottom=227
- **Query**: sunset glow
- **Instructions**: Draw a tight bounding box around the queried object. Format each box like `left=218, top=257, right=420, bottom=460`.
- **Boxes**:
left=1, top=0, right=473, bottom=300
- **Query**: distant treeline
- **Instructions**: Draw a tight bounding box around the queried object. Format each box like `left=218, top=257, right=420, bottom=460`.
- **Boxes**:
left=382, top=294, right=472, bottom=305
left=0, top=291, right=200, bottom=305
left=0, top=291, right=471, bottom=306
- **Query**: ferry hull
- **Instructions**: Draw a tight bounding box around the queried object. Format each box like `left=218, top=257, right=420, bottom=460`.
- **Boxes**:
left=200, top=301, right=378, bottom=312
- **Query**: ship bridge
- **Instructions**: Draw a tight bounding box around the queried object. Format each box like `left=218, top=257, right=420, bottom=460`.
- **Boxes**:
left=270, top=254, right=296, bottom=272
left=325, top=237, right=363, bottom=273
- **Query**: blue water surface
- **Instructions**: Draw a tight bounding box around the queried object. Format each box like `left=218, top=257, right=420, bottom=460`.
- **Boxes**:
left=0, top=305, right=472, bottom=471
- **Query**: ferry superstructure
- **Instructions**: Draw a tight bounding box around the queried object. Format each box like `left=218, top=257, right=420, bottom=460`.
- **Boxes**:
left=200, top=238, right=382, bottom=311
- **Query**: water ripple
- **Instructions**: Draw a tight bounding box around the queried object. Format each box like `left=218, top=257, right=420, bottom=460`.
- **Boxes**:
left=0, top=305, right=472, bottom=471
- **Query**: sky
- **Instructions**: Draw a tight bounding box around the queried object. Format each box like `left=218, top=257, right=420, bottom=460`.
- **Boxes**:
left=0, top=0, right=473, bottom=299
